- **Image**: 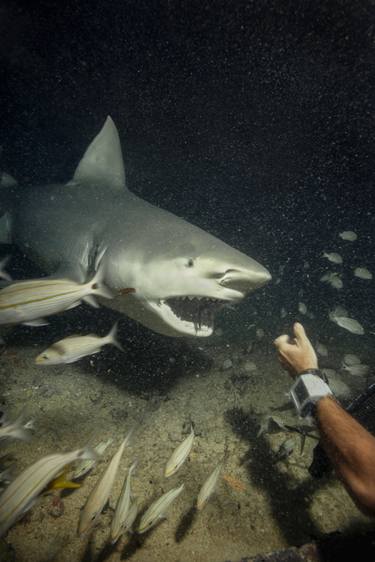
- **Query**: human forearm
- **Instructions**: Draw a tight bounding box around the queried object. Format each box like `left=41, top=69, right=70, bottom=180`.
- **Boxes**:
left=316, top=396, right=375, bottom=515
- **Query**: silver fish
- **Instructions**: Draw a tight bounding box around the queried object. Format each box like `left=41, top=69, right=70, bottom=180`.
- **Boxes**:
left=73, top=438, right=113, bottom=480
left=0, top=258, right=112, bottom=327
left=316, top=342, right=328, bottom=357
left=138, top=483, right=184, bottom=534
left=165, top=425, right=194, bottom=477
left=0, top=447, right=95, bottom=538
left=329, top=309, right=364, bottom=335
left=343, top=354, right=361, bottom=366
left=35, top=321, right=124, bottom=365
left=78, top=431, right=132, bottom=536
left=354, top=267, right=372, bottom=280
left=320, top=271, right=343, bottom=289
left=120, top=497, right=139, bottom=535
left=110, top=460, right=137, bottom=544
left=196, top=463, right=222, bottom=510
left=339, top=230, right=357, bottom=241
left=0, top=257, right=11, bottom=282
left=342, top=363, right=370, bottom=377
left=322, top=252, right=343, bottom=264
left=0, top=416, right=33, bottom=442
left=298, top=302, right=307, bottom=315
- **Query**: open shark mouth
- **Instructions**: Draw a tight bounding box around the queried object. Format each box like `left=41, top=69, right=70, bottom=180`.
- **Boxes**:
left=155, top=296, right=230, bottom=336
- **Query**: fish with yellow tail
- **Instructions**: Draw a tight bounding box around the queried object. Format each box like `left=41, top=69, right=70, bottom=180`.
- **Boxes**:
left=0, top=447, right=96, bottom=538
left=78, top=430, right=132, bottom=536
left=164, top=425, right=194, bottom=477
left=138, top=483, right=184, bottom=534
left=35, top=321, right=124, bottom=365
left=0, top=255, right=113, bottom=327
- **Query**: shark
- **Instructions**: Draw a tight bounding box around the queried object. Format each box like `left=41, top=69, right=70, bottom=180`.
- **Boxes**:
left=0, top=117, right=271, bottom=337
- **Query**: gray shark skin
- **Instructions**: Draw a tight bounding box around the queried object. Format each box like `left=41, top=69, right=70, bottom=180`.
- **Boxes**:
left=0, top=117, right=271, bottom=337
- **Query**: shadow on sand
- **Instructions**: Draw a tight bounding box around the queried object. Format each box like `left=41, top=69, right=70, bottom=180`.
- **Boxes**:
left=225, top=406, right=330, bottom=546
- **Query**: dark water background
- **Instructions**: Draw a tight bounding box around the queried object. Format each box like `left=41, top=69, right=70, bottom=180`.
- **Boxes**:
left=0, top=0, right=374, bottom=343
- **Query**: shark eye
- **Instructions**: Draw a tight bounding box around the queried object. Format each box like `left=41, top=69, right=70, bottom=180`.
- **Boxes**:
left=186, top=258, right=194, bottom=268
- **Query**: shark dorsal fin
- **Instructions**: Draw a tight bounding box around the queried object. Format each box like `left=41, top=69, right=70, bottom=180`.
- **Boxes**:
left=71, top=116, right=126, bottom=191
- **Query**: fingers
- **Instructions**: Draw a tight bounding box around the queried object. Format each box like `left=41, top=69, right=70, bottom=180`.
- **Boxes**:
left=293, top=322, right=308, bottom=346
left=273, top=334, right=290, bottom=349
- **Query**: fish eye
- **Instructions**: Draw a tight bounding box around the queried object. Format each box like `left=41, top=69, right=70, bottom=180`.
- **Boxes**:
left=186, top=258, right=194, bottom=268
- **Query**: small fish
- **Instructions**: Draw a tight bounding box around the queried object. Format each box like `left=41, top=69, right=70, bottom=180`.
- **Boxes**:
left=329, top=309, right=364, bottom=335
left=35, top=321, right=124, bottom=365
left=165, top=425, right=195, bottom=478
left=280, top=307, right=287, bottom=319
left=342, top=363, right=370, bottom=377
left=316, top=342, right=328, bottom=357
left=110, top=461, right=137, bottom=544
left=354, top=267, right=372, bottom=280
left=343, top=354, right=361, bottom=366
left=73, top=438, right=113, bottom=480
left=320, top=272, right=343, bottom=289
left=120, top=497, right=139, bottom=535
left=0, top=257, right=11, bottom=282
left=0, top=417, right=33, bottom=442
left=138, top=483, right=184, bottom=534
left=0, top=172, right=17, bottom=188
left=322, top=252, right=343, bottom=265
left=274, top=438, right=294, bottom=462
left=256, top=414, right=287, bottom=438
left=78, top=431, right=132, bottom=536
left=196, top=463, right=222, bottom=510
left=0, top=258, right=113, bottom=327
left=256, top=328, right=265, bottom=340
left=298, top=302, right=307, bottom=315
left=0, top=447, right=96, bottom=538
left=339, top=231, right=357, bottom=241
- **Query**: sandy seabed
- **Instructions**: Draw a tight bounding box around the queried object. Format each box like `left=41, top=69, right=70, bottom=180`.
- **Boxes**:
left=0, top=313, right=373, bottom=562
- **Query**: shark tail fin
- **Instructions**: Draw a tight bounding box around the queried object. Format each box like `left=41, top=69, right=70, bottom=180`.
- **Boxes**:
left=105, top=321, right=124, bottom=352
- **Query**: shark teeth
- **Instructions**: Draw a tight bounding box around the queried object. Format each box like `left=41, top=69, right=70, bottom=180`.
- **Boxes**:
left=163, top=297, right=227, bottom=334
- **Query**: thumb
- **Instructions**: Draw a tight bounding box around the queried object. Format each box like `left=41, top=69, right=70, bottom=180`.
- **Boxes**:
left=293, top=322, right=308, bottom=346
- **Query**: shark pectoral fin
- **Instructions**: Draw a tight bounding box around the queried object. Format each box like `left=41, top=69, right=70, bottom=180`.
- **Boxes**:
left=71, top=116, right=126, bottom=191
left=23, top=318, right=49, bottom=327
left=83, top=295, right=99, bottom=308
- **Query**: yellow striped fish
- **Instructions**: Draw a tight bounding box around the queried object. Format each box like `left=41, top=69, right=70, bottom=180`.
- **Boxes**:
left=138, top=484, right=184, bottom=534
left=164, top=425, right=194, bottom=478
left=0, top=447, right=96, bottom=538
left=196, top=462, right=222, bottom=510
left=78, top=430, right=132, bottom=536
left=0, top=262, right=112, bottom=326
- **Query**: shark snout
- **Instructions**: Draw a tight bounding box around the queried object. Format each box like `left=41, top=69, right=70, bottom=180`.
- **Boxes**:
left=219, top=265, right=271, bottom=293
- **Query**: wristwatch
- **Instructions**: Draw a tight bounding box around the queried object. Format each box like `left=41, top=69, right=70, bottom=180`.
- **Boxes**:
left=290, top=369, right=333, bottom=418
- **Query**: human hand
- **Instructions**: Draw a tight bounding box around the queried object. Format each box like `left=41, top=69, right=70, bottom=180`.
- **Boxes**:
left=273, top=322, right=318, bottom=377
